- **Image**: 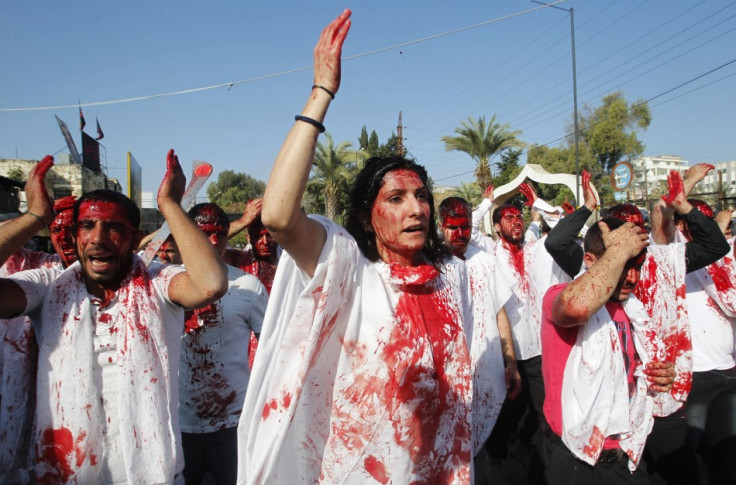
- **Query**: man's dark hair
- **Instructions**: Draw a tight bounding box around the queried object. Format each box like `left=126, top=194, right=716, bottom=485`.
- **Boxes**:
left=438, top=197, right=471, bottom=225
left=188, top=203, right=230, bottom=233
left=674, top=199, right=713, bottom=223
left=344, top=156, right=450, bottom=266
left=74, top=190, right=140, bottom=229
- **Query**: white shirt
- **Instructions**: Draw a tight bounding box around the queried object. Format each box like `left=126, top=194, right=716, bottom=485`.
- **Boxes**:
left=179, top=265, right=267, bottom=433
left=10, top=256, right=185, bottom=484
left=238, top=216, right=474, bottom=485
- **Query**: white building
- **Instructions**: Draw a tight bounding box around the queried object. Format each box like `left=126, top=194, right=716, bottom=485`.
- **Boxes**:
left=700, top=160, right=736, bottom=197
left=630, top=155, right=688, bottom=199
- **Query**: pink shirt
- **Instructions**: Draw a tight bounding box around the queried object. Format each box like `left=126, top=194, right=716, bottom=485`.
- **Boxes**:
left=541, top=283, right=639, bottom=450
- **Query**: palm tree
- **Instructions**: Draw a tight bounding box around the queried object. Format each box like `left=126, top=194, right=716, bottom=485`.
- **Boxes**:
left=442, top=115, right=523, bottom=190
left=312, top=133, right=358, bottom=221
left=453, top=182, right=482, bottom=206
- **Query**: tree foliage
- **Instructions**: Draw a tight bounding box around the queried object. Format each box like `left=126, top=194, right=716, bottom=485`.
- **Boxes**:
left=206, top=170, right=266, bottom=213
left=494, top=149, right=524, bottom=188
left=578, top=91, right=651, bottom=174
left=311, top=133, right=364, bottom=221
left=442, top=115, right=523, bottom=190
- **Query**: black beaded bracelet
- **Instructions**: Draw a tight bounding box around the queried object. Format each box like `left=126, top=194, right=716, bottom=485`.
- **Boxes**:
left=312, top=84, right=335, bottom=99
left=295, top=115, right=326, bottom=133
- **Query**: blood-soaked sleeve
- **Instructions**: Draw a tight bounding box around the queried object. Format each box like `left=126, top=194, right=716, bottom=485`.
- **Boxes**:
left=544, top=206, right=590, bottom=279
left=683, top=208, right=730, bottom=273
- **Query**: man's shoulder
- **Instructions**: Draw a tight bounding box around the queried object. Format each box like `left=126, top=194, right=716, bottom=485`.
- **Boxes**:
left=226, top=264, right=267, bottom=292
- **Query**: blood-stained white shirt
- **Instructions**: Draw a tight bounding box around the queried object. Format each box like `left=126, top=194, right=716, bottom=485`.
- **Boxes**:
left=464, top=245, right=511, bottom=455
left=9, top=256, right=185, bottom=484
left=0, top=248, right=62, bottom=482
left=470, top=199, right=570, bottom=360
left=179, top=265, right=267, bottom=433
left=238, top=216, right=474, bottom=485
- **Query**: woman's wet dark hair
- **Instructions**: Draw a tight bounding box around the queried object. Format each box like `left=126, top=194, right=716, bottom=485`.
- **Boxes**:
left=344, top=156, right=450, bottom=267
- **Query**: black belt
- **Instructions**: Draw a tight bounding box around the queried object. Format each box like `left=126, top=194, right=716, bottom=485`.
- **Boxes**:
left=545, top=425, right=628, bottom=464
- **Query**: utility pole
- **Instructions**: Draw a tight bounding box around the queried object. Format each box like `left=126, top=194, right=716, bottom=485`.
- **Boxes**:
left=397, top=111, right=405, bottom=157
left=533, top=1, right=580, bottom=202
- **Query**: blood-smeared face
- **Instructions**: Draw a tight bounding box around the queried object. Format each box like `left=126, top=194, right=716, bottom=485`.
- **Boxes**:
left=610, top=258, right=644, bottom=302
left=441, top=205, right=471, bottom=258
left=74, top=201, right=139, bottom=296
left=192, top=205, right=229, bottom=257
left=247, top=224, right=277, bottom=261
left=495, top=206, right=524, bottom=245
left=609, top=204, right=646, bottom=230
left=157, top=237, right=182, bottom=264
left=49, top=209, right=76, bottom=268
left=370, top=169, right=431, bottom=266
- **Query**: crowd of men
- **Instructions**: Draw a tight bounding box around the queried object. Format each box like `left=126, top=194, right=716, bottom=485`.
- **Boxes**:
left=0, top=152, right=734, bottom=485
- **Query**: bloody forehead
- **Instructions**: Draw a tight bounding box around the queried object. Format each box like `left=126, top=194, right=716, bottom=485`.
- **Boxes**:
left=50, top=208, right=74, bottom=228
left=442, top=215, right=470, bottom=227
left=609, top=204, right=644, bottom=226
left=197, top=222, right=227, bottom=235
left=53, top=196, right=77, bottom=212
left=443, top=199, right=470, bottom=217
left=77, top=201, right=133, bottom=226
left=498, top=206, right=521, bottom=218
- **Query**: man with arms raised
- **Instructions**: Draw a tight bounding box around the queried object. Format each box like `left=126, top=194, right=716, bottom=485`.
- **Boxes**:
left=0, top=151, right=228, bottom=483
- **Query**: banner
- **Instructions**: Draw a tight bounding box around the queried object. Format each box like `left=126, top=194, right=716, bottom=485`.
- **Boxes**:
left=127, top=152, right=142, bottom=209
left=82, top=131, right=101, bottom=172
left=54, top=115, right=82, bottom=165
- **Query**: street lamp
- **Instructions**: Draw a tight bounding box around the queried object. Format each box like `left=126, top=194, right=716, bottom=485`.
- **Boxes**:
left=532, top=1, right=580, bottom=203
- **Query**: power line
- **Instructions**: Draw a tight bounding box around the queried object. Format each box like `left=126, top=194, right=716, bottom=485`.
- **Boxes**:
left=0, top=1, right=567, bottom=113
left=433, top=56, right=736, bottom=182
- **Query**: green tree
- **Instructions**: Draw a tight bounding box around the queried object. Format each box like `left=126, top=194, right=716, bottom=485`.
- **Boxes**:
left=578, top=91, right=651, bottom=174
left=206, top=170, right=266, bottom=213
left=495, top=149, right=524, bottom=188
left=367, top=131, right=380, bottom=156
left=312, top=133, right=357, bottom=221
left=6, top=167, right=24, bottom=183
left=359, top=126, right=369, bottom=151
left=442, top=115, right=523, bottom=190
left=453, top=182, right=482, bottom=206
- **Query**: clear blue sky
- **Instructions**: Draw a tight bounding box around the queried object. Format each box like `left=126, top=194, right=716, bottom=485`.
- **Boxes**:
left=2, top=0, right=735, bottom=203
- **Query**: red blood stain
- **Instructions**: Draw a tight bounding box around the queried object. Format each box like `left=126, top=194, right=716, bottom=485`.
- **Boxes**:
left=364, top=455, right=389, bottom=484
left=281, top=392, right=292, bottom=408
left=707, top=261, right=733, bottom=292
left=633, top=255, right=658, bottom=314
left=582, top=426, right=605, bottom=458
left=36, top=427, right=95, bottom=483
left=194, top=163, right=213, bottom=177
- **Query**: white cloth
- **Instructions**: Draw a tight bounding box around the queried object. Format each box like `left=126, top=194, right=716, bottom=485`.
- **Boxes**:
left=632, top=243, right=691, bottom=416
left=238, top=216, right=474, bottom=485
left=179, top=265, right=267, bottom=433
left=560, top=296, right=657, bottom=471
left=464, top=245, right=511, bottom=456
left=0, top=249, right=62, bottom=482
left=471, top=199, right=570, bottom=359
left=10, top=256, right=185, bottom=484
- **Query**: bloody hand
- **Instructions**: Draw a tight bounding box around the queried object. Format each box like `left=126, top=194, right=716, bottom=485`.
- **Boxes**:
left=26, top=155, right=55, bottom=224
left=519, top=183, right=536, bottom=207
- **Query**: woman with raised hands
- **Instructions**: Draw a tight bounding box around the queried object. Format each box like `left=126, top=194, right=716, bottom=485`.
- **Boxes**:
left=237, top=9, right=474, bottom=485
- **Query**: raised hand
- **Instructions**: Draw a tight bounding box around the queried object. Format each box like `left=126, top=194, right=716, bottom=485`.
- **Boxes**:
left=582, top=169, right=597, bottom=211
left=661, top=171, right=688, bottom=211
left=157, top=149, right=186, bottom=208
left=519, top=182, right=536, bottom=207
left=482, top=185, right=495, bottom=203
left=561, top=202, right=575, bottom=215
left=683, top=163, right=714, bottom=196
left=26, top=155, right=55, bottom=224
left=240, top=199, right=263, bottom=226
left=313, top=9, right=351, bottom=97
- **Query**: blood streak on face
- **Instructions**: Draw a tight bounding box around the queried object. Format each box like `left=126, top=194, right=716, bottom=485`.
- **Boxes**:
left=247, top=223, right=277, bottom=261
left=495, top=206, right=524, bottom=245
left=370, top=169, right=431, bottom=266
left=74, top=201, right=139, bottom=299
left=193, top=205, right=228, bottom=257
left=440, top=200, right=471, bottom=258
left=49, top=208, right=77, bottom=268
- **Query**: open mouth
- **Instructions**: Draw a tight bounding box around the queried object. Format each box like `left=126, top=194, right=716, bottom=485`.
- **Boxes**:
left=403, top=224, right=425, bottom=233
left=88, top=254, right=114, bottom=272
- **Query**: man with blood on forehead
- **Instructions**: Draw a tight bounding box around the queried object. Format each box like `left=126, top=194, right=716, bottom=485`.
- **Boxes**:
left=178, top=202, right=267, bottom=485
left=653, top=197, right=736, bottom=483
left=0, top=151, right=228, bottom=484
left=0, top=194, right=77, bottom=481
left=438, top=197, right=522, bottom=468
left=545, top=165, right=730, bottom=483
left=470, top=182, right=572, bottom=482
left=238, top=10, right=475, bottom=484
left=223, top=198, right=280, bottom=368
